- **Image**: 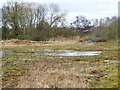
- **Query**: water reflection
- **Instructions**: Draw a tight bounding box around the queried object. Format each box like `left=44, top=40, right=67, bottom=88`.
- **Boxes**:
left=1, top=49, right=102, bottom=57
left=0, top=50, right=14, bottom=57
left=35, top=49, right=101, bottom=56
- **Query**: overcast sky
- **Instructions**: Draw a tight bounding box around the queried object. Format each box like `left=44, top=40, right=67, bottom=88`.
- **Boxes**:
left=0, top=0, right=119, bottom=24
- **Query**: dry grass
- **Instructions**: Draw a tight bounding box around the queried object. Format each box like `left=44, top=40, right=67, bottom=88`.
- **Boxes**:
left=16, top=60, right=90, bottom=88
left=1, top=39, right=78, bottom=47
left=1, top=39, right=118, bottom=88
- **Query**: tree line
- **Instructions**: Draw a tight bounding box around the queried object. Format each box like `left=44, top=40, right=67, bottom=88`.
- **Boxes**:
left=1, top=1, right=118, bottom=41
left=2, top=2, right=69, bottom=40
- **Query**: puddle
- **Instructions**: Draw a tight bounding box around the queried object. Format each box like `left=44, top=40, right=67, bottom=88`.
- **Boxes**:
left=104, top=60, right=120, bottom=63
left=0, top=49, right=101, bottom=57
left=0, top=51, right=2, bottom=57
left=34, top=49, right=101, bottom=56
left=0, top=50, right=14, bottom=57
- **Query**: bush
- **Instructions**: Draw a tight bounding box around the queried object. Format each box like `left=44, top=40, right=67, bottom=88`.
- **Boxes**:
left=90, top=19, right=118, bottom=41
left=106, top=20, right=118, bottom=40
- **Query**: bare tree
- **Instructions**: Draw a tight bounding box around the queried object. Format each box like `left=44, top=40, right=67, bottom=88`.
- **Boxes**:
left=48, top=3, right=66, bottom=28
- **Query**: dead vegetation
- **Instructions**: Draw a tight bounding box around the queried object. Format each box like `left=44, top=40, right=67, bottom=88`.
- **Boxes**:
left=1, top=39, right=79, bottom=48
left=16, top=60, right=90, bottom=88
left=1, top=40, right=118, bottom=88
left=1, top=39, right=53, bottom=47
